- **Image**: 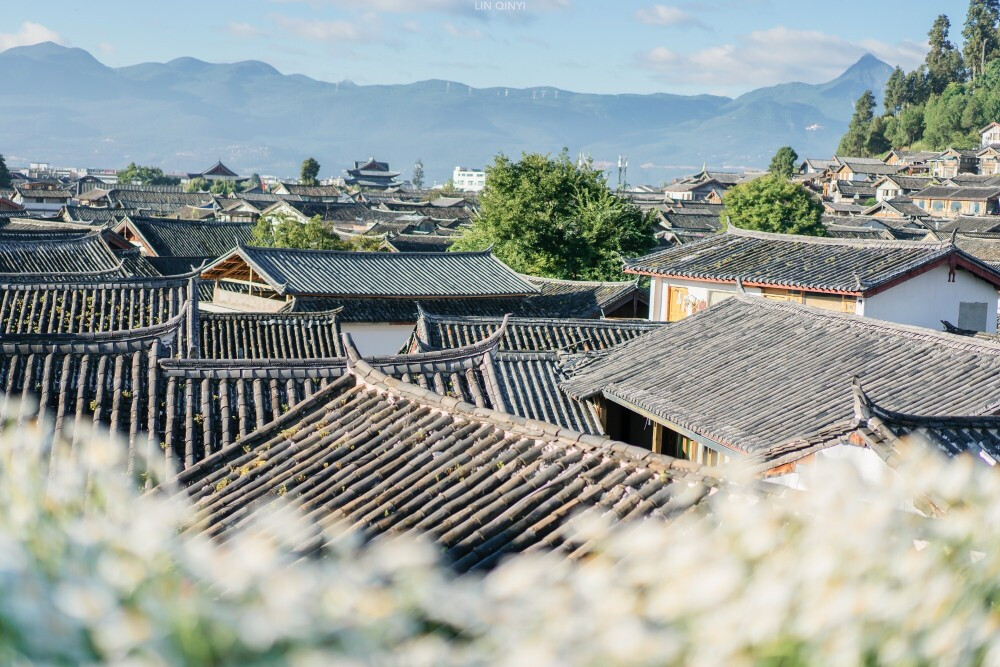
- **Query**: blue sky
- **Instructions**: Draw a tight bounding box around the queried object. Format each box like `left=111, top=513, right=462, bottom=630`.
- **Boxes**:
left=0, top=0, right=957, bottom=96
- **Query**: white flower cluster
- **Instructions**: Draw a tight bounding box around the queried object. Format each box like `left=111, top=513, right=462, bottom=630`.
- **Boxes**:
left=3, top=421, right=1000, bottom=665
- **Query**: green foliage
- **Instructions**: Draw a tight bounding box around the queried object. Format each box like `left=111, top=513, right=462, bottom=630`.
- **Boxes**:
left=412, top=159, right=425, bottom=189
left=252, top=212, right=384, bottom=251
left=117, top=162, right=180, bottom=186
left=883, top=67, right=906, bottom=114
left=437, top=179, right=458, bottom=196
left=300, top=157, right=320, bottom=186
left=450, top=150, right=656, bottom=280
left=246, top=173, right=262, bottom=190
left=0, top=154, right=11, bottom=189
left=721, top=173, right=824, bottom=236
left=846, top=7, right=998, bottom=152
left=963, top=0, right=1000, bottom=81
left=209, top=179, right=240, bottom=195
left=837, top=91, right=877, bottom=156
left=184, top=177, right=207, bottom=193
left=926, top=14, right=965, bottom=94
left=768, top=146, right=798, bottom=178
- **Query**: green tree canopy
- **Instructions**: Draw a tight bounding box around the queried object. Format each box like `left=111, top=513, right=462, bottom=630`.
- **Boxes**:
left=768, top=146, right=798, bottom=178
left=118, top=163, right=180, bottom=186
left=720, top=174, right=824, bottom=236
left=0, top=154, right=11, bottom=189
left=252, top=212, right=386, bottom=252
left=883, top=67, right=906, bottom=114
left=247, top=173, right=262, bottom=190
left=185, top=177, right=207, bottom=193
left=926, top=14, right=965, bottom=94
left=449, top=150, right=656, bottom=280
left=837, top=91, right=877, bottom=156
left=300, top=158, right=320, bottom=186
left=963, top=0, right=1000, bottom=81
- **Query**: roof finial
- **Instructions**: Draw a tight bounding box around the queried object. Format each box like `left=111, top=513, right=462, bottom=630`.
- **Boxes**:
left=852, top=271, right=864, bottom=291
left=735, top=277, right=746, bottom=294
left=949, top=228, right=957, bottom=245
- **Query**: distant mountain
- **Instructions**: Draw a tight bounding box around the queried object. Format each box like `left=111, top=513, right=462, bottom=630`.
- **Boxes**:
left=0, top=43, right=893, bottom=184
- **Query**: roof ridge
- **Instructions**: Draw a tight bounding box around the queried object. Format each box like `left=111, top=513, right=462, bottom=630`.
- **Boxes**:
left=853, top=379, right=1000, bottom=426
left=726, top=224, right=948, bottom=249
left=344, top=335, right=713, bottom=475
left=522, top=273, right=639, bottom=287
left=732, top=293, right=1000, bottom=355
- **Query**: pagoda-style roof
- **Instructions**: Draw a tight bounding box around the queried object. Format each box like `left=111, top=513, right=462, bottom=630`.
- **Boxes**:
left=202, top=246, right=539, bottom=299
left=174, top=335, right=720, bottom=569
left=188, top=160, right=239, bottom=179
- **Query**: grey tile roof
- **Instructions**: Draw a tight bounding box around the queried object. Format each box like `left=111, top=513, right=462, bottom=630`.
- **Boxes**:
left=561, top=295, right=1000, bottom=455
left=174, top=345, right=719, bottom=570
left=0, top=232, right=130, bottom=277
left=853, top=381, right=1000, bottom=468
left=117, top=216, right=255, bottom=258
left=954, top=232, right=1000, bottom=267
left=114, top=191, right=216, bottom=212
left=199, top=311, right=344, bottom=359
left=931, top=216, right=1000, bottom=233
left=63, top=205, right=135, bottom=223
left=624, top=226, right=998, bottom=295
left=288, top=275, right=643, bottom=322
left=913, top=185, right=1000, bottom=201
left=209, top=246, right=539, bottom=298
left=414, top=312, right=664, bottom=353
left=832, top=180, right=876, bottom=197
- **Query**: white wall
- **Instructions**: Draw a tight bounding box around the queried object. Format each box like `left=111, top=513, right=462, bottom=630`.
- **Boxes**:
left=342, top=323, right=415, bottom=356
left=648, top=277, right=761, bottom=322
left=862, top=264, right=999, bottom=332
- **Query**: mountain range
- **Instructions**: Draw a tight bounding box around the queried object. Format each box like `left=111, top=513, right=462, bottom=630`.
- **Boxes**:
left=0, top=43, right=893, bottom=184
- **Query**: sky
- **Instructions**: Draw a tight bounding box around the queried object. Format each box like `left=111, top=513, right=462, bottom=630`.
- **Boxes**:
left=0, top=0, right=960, bottom=97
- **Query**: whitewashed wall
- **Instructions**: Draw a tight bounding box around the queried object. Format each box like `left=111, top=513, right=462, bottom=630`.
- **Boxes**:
left=861, top=265, right=999, bottom=332
left=342, top=323, right=416, bottom=356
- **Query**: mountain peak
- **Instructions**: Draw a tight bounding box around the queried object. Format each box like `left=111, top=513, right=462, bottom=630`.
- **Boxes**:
left=844, top=53, right=890, bottom=74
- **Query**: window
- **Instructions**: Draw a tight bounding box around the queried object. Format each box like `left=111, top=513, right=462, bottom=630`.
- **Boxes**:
left=932, top=200, right=944, bottom=211
left=971, top=202, right=981, bottom=214
left=959, top=302, right=989, bottom=332
left=951, top=201, right=962, bottom=212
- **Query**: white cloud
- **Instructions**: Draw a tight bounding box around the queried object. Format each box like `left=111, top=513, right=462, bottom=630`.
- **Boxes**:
left=226, top=22, right=266, bottom=38
left=443, top=22, right=485, bottom=40
left=0, top=22, right=64, bottom=51
left=96, top=42, right=115, bottom=56
left=635, top=5, right=705, bottom=29
left=271, top=0, right=571, bottom=19
left=273, top=15, right=365, bottom=41
left=636, top=26, right=927, bottom=89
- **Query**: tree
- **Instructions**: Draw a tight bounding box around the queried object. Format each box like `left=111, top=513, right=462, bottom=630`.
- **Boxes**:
left=883, top=67, right=906, bottom=114
left=185, top=177, right=208, bottom=193
left=926, top=14, right=965, bottom=94
left=209, top=179, right=240, bottom=195
left=412, top=159, right=425, bottom=190
left=864, top=115, right=892, bottom=156
left=246, top=173, right=262, bottom=190
left=768, top=146, right=798, bottom=178
left=0, top=154, right=11, bottom=189
left=720, top=174, right=824, bottom=236
left=884, top=104, right=926, bottom=147
left=837, top=91, right=877, bottom=156
left=253, top=213, right=345, bottom=250
left=963, top=0, right=1000, bottom=81
left=902, top=66, right=931, bottom=107
left=449, top=150, right=656, bottom=280
left=300, top=158, right=320, bottom=186
left=118, top=163, right=180, bottom=186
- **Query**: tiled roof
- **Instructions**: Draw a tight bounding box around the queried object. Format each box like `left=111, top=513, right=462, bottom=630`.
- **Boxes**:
left=276, top=183, right=342, bottom=198
left=879, top=175, right=935, bottom=190
left=853, top=381, right=1000, bottom=468
left=839, top=161, right=901, bottom=176
left=561, top=295, right=1000, bottom=455
left=207, top=246, right=539, bottom=298
left=384, top=234, right=455, bottom=252
left=913, top=185, right=1000, bottom=201
left=0, top=232, right=129, bottom=277
left=288, top=275, right=643, bottom=322
left=657, top=210, right=722, bottom=232
left=414, top=312, right=664, bottom=353
left=199, top=311, right=344, bottom=359
left=63, top=205, right=134, bottom=223
left=833, top=180, right=876, bottom=197
left=954, top=232, right=1000, bottom=266
left=174, top=343, right=718, bottom=570
left=117, top=216, right=254, bottom=258
left=624, top=226, right=996, bottom=295
left=114, top=191, right=216, bottom=214
left=930, top=216, right=1000, bottom=233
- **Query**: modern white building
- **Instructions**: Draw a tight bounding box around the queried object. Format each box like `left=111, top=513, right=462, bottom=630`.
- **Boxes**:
left=452, top=166, right=486, bottom=192
left=627, top=226, right=1000, bottom=332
